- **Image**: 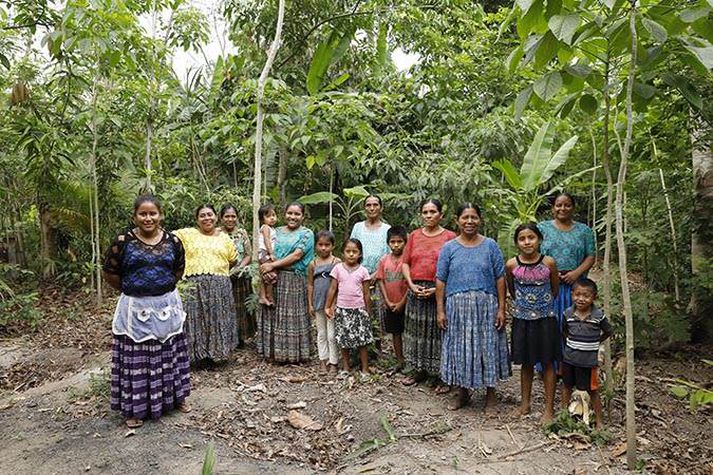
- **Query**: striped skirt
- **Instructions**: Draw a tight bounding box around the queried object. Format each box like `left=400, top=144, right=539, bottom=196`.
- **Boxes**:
left=256, top=271, right=312, bottom=363
left=183, top=274, right=238, bottom=364
left=440, top=291, right=511, bottom=389
left=403, top=281, right=441, bottom=373
left=231, top=274, right=255, bottom=344
left=111, top=333, right=191, bottom=420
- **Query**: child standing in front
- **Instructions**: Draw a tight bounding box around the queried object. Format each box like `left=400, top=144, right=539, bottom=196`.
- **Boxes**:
left=561, top=278, right=613, bottom=429
left=307, top=230, right=341, bottom=375
left=326, top=239, right=374, bottom=376
left=506, top=222, right=561, bottom=424
left=376, top=226, right=408, bottom=371
left=258, top=203, right=278, bottom=306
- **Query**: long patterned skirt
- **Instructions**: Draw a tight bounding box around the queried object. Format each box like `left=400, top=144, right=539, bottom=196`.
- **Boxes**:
left=403, top=281, right=441, bottom=373
left=111, top=333, right=191, bottom=420
left=183, top=274, right=238, bottom=363
left=231, top=274, right=255, bottom=344
left=440, top=291, right=511, bottom=389
left=256, top=271, right=312, bottom=363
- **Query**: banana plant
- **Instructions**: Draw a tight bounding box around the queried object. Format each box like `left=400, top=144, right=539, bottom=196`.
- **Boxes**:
left=492, top=121, right=585, bottom=254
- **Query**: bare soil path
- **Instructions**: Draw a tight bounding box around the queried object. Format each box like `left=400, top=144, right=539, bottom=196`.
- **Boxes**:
left=1, top=293, right=711, bottom=474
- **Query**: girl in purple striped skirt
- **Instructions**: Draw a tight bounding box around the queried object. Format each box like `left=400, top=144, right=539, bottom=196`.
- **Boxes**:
left=103, top=195, right=191, bottom=428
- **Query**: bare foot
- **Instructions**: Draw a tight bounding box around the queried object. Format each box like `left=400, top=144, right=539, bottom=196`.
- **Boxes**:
left=447, top=388, right=470, bottom=411
left=512, top=403, right=531, bottom=417
left=434, top=384, right=451, bottom=395
left=125, top=417, right=143, bottom=428
left=483, top=388, right=497, bottom=414
left=539, top=409, right=554, bottom=425
left=177, top=401, right=192, bottom=413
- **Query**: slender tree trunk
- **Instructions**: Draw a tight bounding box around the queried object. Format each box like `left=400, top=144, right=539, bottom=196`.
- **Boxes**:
left=618, top=4, right=638, bottom=468
left=277, top=145, right=288, bottom=209
left=251, top=0, right=286, bottom=261
left=328, top=165, right=334, bottom=232
left=38, top=200, right=56, bottom=278
left=601, top=61, right=614, bottom=404
left=658, top=168, right=680, bottom=303
left=90, top=70, right=103, bottom=306
left=689, top=114, right=713, bottom=342
left=144, top=117, right=153, bottom=191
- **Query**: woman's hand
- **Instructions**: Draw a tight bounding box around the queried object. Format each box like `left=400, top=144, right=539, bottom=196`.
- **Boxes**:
left=325, top=307, right=335, bottom=319
left=560, top=270, right=581, bottom=285
left=437, top=310, right=447, bottom=330
left=308, top=305, right=316, bottom=319
left=422, top=287, right=436, bottom=298
left=260, top=262, right=275, bottom=275
left=495, top=307, right=506, bottom=330
left=409, top=283, right=424, bottom=296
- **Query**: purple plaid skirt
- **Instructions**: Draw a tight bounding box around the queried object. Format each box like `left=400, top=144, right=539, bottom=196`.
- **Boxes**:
left=110, top=333, right=191, bottom=420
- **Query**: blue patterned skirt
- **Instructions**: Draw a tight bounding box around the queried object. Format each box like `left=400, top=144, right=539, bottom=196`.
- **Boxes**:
left=440, top=291, right=511, bottom=389
left=111, top=333, right=191, bottom=420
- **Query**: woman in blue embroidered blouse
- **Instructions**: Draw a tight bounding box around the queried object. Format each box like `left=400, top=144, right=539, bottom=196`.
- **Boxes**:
left=435, top=203, right=510, bottom=411
left=102, top=195, right=191, bottom=429
left=538, top=193, right=596, bottom=333
left=255, top=202, right=315, bottom=363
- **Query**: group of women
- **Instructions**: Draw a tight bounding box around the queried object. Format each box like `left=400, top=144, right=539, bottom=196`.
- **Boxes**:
left=103, top=192, right=594, bottom=427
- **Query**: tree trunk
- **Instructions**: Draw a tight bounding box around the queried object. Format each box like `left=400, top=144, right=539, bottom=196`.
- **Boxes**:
left=38, top=200, right=56, bottom=278
left=618, top=5, right=637, bottom=468
left=144, top=117, right=153, bottom=192
left=689, top=115, right=713, bottom=342
left=277, top=145, right=288, bottom=209
left=601, top=61, right=614, bottom=404
left=251, top=0, right=286, bottom=261
left=90, top=70, right=103, bottom=306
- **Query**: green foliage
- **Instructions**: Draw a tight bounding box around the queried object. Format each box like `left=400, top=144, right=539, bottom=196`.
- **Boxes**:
left=668, top=361, right=713, bottom=412
left=543, top=410, right=612, bottom=447
left=201, top=444, right=216, bottom=475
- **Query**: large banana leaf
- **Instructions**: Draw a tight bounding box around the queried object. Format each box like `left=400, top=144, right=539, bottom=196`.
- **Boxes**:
left=306, top=25, right=356, bottom=95
left=520, top=121, right=578, bottom=191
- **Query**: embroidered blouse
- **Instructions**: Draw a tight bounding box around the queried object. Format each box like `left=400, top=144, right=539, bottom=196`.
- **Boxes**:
left=173, top=228, right=237, bottom=277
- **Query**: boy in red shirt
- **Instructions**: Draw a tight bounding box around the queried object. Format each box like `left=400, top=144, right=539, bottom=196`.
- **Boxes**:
left=376, top=226, right=409, bottom=371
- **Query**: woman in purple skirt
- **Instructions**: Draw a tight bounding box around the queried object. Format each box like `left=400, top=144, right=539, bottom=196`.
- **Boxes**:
left=103, top=195, right=192, bottom=428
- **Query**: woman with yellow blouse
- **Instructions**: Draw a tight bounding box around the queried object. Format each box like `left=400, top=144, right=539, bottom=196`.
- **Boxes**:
left=175, top=204, right=238, bottom=364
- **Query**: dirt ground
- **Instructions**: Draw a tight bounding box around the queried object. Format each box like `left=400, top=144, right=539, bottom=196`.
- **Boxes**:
left=1, top=291, right=711, bottom=474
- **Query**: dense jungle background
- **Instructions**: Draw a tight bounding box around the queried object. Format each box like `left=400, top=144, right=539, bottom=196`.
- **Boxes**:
left=1, top=0, right=712, bottom=473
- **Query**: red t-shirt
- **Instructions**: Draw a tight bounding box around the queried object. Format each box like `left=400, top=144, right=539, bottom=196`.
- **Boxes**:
left=403, top=228, right=457, bottom=282
left=376, top=253, right=408, bottom=304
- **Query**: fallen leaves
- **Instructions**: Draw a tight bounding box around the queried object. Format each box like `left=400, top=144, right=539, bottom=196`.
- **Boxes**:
left=287, top=410, right=323, bottom=431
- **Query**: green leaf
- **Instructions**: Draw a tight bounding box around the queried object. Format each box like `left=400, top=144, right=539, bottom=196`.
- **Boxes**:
left=306, top=26, right=356, bottom=95
left=680, top=7, right=711, bottom=23
left=506, top=45, right=525, bottom=74
left=305, top=155, right=316, bottom=170
left=516, top=0, right=536, bottom=15
left=0, top=53, right=9, bottom=69
left=541, top=135, right=578, bottom=185
left=533, top=72, right=562, bottom=101
left=298, top=191, right=339, bottom=204
left=579, top=94, right=598, bottom=114
left=514, top=85, right=533, bottom=120
left=201, top=444, right=215, bottom=475
left=684, top=45, right=713, bottom=69
left=548, top=14, right=580, bottom=45
left=343, top=186, right=370, bottom=199
left=641, top=18, right=667, bottom=43
left=517, top=0, right=546, bottom=39
left=521, top=121, right=554, bottom=191
left=662, top=73, right=703, bottom=110
left=556, top=93, right=579, bottom=119
left=493, top=160, right=523, bottom=190
left=535, top=32, right=560, bottom=68
left=669, top=385, right=689, bottom=398
left=566, top=63, right=592, bottom=78
left=633, top=82, right=657, bottom=99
